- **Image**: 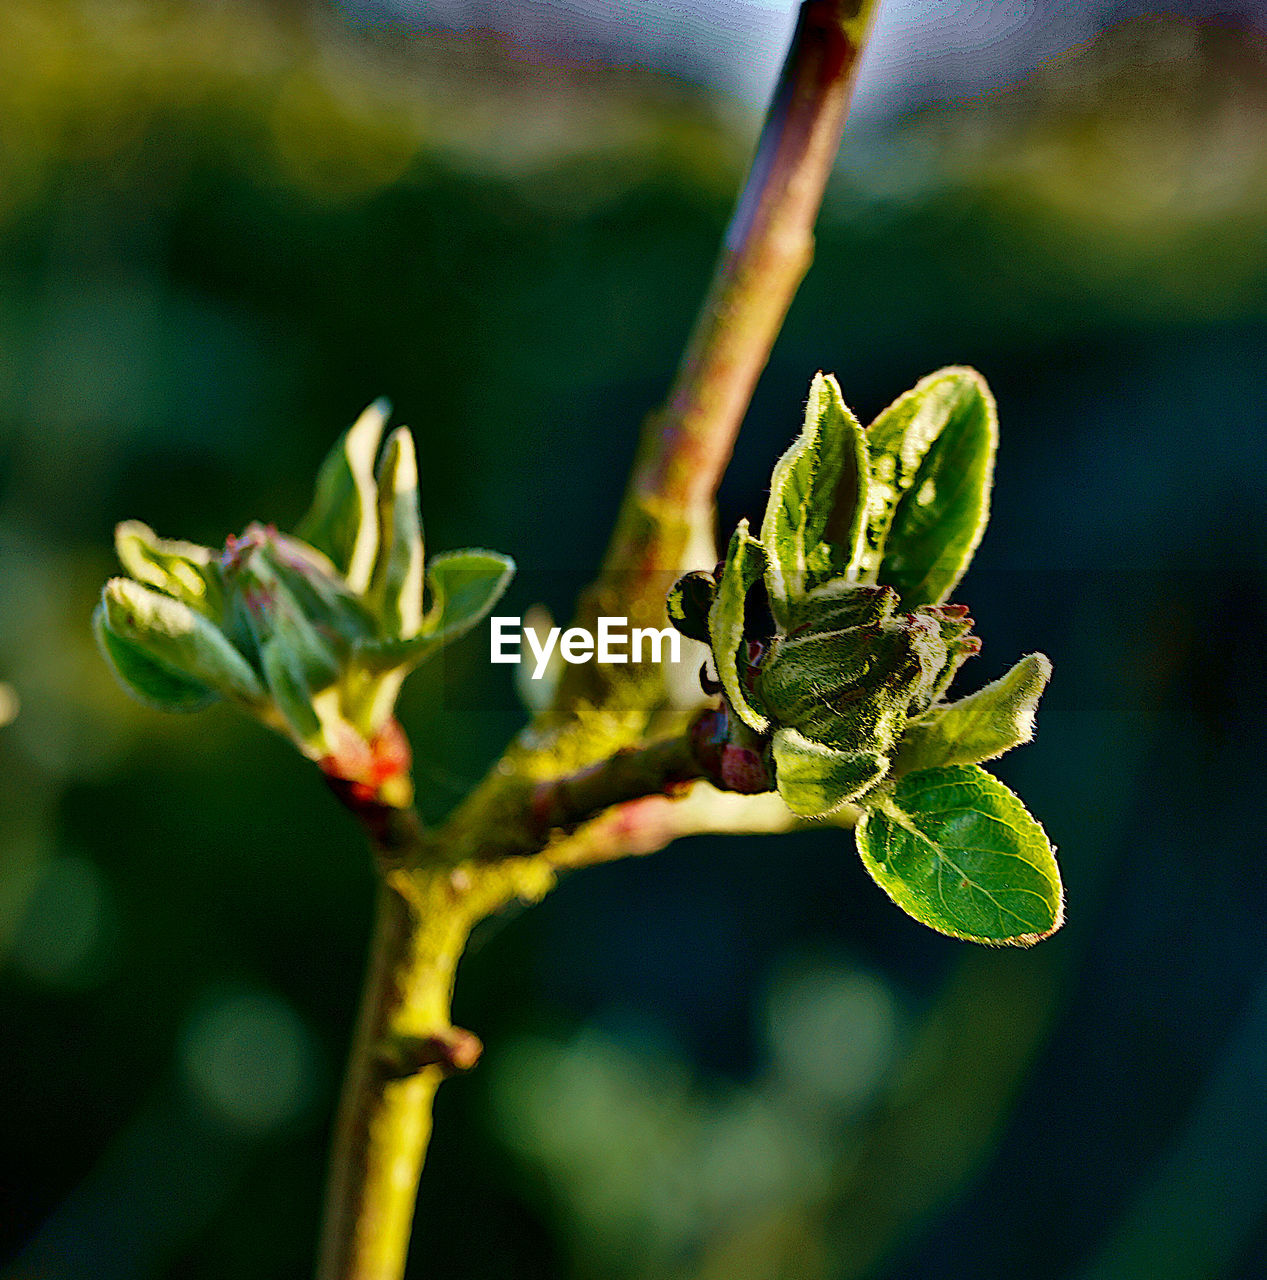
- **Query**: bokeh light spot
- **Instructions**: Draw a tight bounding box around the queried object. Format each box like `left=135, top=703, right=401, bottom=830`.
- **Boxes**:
left=11, top=853, right=116, bottom=990
left=763, top=959, right=900, bottom=1112
left=179, top=989, right=317, bottom=1134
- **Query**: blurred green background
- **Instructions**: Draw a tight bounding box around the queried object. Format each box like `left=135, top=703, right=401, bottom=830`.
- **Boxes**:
left=3, top=1, right=1267, bottom=1277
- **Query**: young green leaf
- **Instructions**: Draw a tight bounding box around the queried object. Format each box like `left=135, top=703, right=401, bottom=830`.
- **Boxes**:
left=100, top=579, right=265, bottom=706
left=771, top=727, right=886, bottom=817
left=115, top=521, right=224, bottom=619
left=425, top=550, right=516, bottom=642
left=352, top=549, right=514, bottom=671
left=895, top=653, right=1051, bottom=775
left=297, top=399, right=387, bottom=594
left=855, top=764, right=1062, bottom=945
left=784, top=579, right=897, bottom=635
left=756, top=628, right=879, bottom=743
left=370, top=427, right=425, bottom=639
left=760, top=372, right=868, bottom=623
left=93, top=606, right=218, bottom=712
left=260, top=636, right=325, bottom=749
left=862, top=367, right=996, bottom=608
left=756, top=604, right=953, bottom=755
left=265, top=593, right=343, bottom=694
left=256, top=532, right=374, bottom=644
left=707, top=520, right=768, bottom=733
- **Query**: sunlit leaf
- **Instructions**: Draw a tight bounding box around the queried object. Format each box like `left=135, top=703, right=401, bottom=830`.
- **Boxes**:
left=370, top=427, right=425, bottom=638
left=357, top=549, right=515, bottom=669
left=896, top=653, right=1051, bottom=775
left=772, top=727, right=886, bottom=817
left=100, top=579, right=265, bottom=705
left=426, top=550, right=516, bottom=641
left=115, top=520, right=224, bottom=619
left=862, top=368, right=996, bottom=607
left=760, top=372, right=868, bottom=623
left=855, top=763, right=1062, bottom=945
left=93, top=605, right=218, bottom=712
left=297, top=399, right=387, bottom=593
left=707, top=520, right=768, bottom=732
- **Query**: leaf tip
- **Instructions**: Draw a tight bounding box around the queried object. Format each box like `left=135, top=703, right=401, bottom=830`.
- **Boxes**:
left=379, top=426, right=419, bottom=492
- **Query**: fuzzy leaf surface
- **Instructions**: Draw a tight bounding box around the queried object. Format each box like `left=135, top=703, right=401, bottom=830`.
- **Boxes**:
left=896, top=653, right=1051, bottom=774
left=708, top=520, right=768, bottom=732
left=761, top=372, right=868, bottom=622
left=863, top=368, right=996, bottom=608
left=772, top=728, right=886, bottom=817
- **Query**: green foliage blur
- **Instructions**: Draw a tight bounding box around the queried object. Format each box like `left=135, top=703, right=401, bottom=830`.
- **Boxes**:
left=3, top=3, right=1267, bottom=1278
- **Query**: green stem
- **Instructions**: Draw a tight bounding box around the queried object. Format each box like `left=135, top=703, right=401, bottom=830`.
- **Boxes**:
left=315, top=742, right=858, bottom=1279
left=313, top=730, right=717, bottom=1280
left=316, top=869, right=477, bottom=1280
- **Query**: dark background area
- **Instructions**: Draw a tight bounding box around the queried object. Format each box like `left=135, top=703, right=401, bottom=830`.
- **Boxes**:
left=2, top=2, right=1266, bottom=1278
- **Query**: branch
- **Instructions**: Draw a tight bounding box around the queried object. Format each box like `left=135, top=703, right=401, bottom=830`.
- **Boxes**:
left=316, top=746, right=860, bottom=1279
left=316, top=877, right=466, bottom=1280
left=529, top=733, right=704, bottom=835
left=315, top=6, right=882, bottom=1276
left=598, top=0, right=880, bottom=609
left=543, top=783, right=858, bottom=870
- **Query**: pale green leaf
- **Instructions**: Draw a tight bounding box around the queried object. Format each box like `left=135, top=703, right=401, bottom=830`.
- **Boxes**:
left=115, top=520, right=224, bottom=619
left=855, top=764, right=1062, bottom=945
left=862, top=367, right=996, bottom=607
left=895, top=653, right=1051, bottom=775
left=370, top=427, right=425, bottom=638
left=261, top=636, right=324, bottom=748
left=93, top=605, right=218, bottom=712
left=772, top=728, right=887, bottom=817
left=101, top=579, right=265, bottom=705
left=265, top=593, right=342, bottom=694
left=426, top=549, right=515, bottom=641
left=707, top=520, right=768, bottom=733
left=357, top=549, right=515, bottom=668
left=296, top=399, right=387, bottom=593
left=760, top=372, right=868, bottom=623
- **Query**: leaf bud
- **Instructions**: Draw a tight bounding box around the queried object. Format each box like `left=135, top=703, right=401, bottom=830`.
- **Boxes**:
left=99, top=578, right=264, bottom=706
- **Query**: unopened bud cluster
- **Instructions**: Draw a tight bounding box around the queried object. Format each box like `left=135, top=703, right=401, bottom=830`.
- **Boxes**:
left=667, top=369, right=1049, bottom=818
left=671, top=567, right=982, bottom=812
left=95, top=402, right=513, bottom=805
left=758, top=585, right=979, bottom=757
